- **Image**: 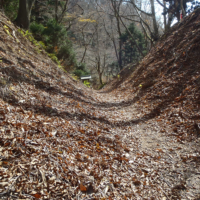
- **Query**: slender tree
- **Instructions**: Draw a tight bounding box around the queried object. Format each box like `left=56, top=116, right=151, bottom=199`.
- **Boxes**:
left=0, top=0, right=4, bottom=10
left=15, top=0, right=35, bottom=29
left=110, top=0, right=123, bottom=70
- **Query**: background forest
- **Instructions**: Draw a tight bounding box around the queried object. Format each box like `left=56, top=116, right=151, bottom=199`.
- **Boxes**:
left=1, top=0, right=200, bottom=88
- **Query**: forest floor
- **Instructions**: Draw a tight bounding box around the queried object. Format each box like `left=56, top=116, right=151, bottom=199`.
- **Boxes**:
left=0, top=8, right=200, bottom=200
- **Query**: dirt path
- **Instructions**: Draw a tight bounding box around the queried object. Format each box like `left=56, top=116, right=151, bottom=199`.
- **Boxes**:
left=92, top=90, right=200, bottom=199
left=0, top=76, right=199, bottom=199
left=139, top=124, right=200, bottom=200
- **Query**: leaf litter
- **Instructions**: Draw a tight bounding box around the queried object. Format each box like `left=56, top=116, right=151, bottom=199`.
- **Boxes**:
left=0, top=9, right=200, bottom=200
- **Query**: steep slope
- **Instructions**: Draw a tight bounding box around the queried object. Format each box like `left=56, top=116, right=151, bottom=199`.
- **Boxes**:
left=0, top=10, right=200, bottom=200
left=103, top=9, right=200, bottom=141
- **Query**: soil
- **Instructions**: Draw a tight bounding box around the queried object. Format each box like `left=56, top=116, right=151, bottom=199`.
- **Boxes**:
left=94, top=91, right=200, bottom=199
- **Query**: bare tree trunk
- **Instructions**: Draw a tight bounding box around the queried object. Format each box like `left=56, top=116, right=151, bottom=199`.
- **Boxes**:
left=99, top=72, right=103, bottom=85
left=150, top=0, right=159, bottom=40
left=15, top=0, right=35, bottom=29
left=180, top=0, right=186, bottom=17
left=163, top=0, right=167, bottom=32
left=165, top=1, right=173, bottom=31
left=55, top=0, right=58, bottom=23
left=96, top=58, right=103, bottom=85
left=111, top=0, right=123, bottom=70
left=119, top=40, right=123, bottom=70
left=0, top=0, right=4, bottom=11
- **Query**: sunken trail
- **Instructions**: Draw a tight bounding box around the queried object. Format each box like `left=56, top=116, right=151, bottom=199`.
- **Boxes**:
left=0, top=9, right=200, bottom=199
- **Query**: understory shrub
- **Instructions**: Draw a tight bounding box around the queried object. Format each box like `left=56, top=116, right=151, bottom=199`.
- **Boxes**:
left=73, top=63, right=90, bottom=78
left=30, top=20, right=77, bottom=70
left=84, top=80, right=90, bottom=87
left=30, top=22, right=45, bottom=35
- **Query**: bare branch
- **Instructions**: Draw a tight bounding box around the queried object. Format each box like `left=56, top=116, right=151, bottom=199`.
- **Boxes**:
left=125, top=0, right=153, bottom=16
